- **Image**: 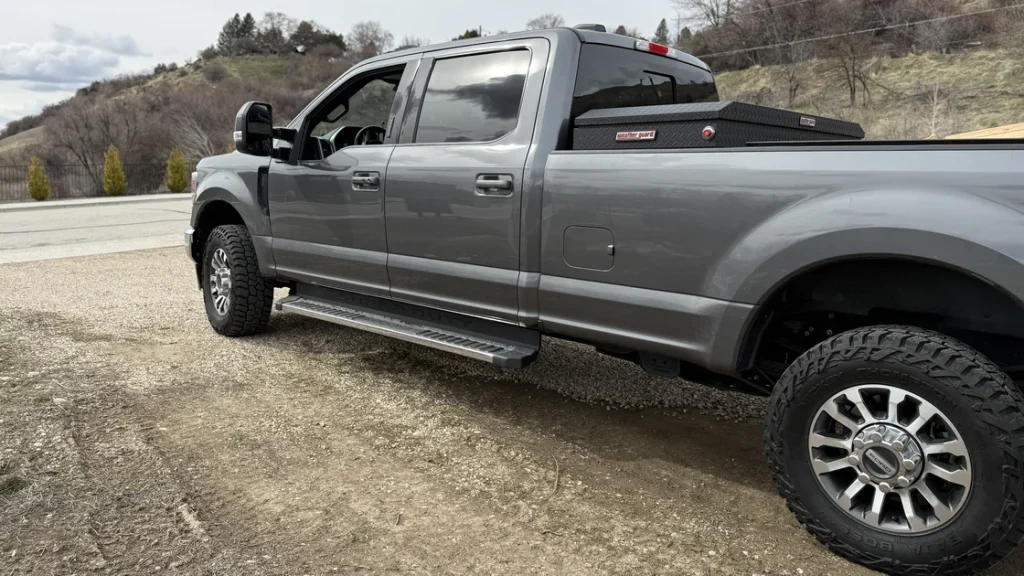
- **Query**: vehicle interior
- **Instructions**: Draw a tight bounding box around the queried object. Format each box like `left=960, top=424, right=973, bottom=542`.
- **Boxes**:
left=300, top=68, right=404, bottom=161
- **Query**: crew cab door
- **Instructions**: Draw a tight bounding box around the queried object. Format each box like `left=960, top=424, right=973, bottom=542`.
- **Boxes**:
left=384, top=38, right=549, bottom=322
left=268, top=58, right=418, bottom=298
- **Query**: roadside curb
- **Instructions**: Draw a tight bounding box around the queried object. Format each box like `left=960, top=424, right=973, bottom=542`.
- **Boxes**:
left=0, top=193, right=190, bottom=213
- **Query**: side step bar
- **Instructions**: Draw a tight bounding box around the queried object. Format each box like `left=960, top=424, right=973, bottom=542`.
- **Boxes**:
left=277, top=294, right=539, bottom=369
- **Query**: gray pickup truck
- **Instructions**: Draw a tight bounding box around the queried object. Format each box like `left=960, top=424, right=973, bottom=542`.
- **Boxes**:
left=185, top=26, right=1024, bottom=575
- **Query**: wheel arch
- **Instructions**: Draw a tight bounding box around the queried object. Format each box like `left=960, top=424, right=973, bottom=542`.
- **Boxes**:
left=733, top=251, right=1024, bottom=383
left=190, top=199, right=246, bottom=262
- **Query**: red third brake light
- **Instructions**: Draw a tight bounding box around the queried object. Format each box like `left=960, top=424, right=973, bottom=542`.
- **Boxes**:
left=635, top=40, right=671, bottom=56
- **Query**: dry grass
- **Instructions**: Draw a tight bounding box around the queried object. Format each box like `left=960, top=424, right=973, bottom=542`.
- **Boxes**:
left=716, top=48, right=1024, bottom=139
left=0, top=126, right=45, bottom=155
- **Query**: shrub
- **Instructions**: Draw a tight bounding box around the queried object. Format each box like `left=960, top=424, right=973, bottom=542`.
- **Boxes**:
left=203, top=63, right=229, bottom=83
left=27, top=156, right=50, bottom=201
left=165, top=148, right=189, bottom=192
left=199, top=45, right=220, bottom=61
left=103, top=145, right=127, bottom=196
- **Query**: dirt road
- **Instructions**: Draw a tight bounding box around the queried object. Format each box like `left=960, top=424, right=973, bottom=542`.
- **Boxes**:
left=2, top=248, right=1021, bottom=575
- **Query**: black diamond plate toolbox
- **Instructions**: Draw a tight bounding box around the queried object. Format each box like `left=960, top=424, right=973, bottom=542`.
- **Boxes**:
left=572, top=101, right=865, bottom=150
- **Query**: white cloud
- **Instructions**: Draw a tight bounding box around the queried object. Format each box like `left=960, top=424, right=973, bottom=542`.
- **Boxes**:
left=51, top=24, right=145, bottom=57
left=0, top=42, right=118, bottom=84
left=0, top=24, right=143, bottom=88
left=0, top=85, right=74, bottom=129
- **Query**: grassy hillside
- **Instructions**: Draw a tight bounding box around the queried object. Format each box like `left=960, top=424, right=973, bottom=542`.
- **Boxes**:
left=0, top=126, right=45, bottom=155
left=715, top=48, right=1024, bottom=139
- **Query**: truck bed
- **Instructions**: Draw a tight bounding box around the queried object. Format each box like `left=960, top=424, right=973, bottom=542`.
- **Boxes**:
left=538, top=144, right=1024, bottom=375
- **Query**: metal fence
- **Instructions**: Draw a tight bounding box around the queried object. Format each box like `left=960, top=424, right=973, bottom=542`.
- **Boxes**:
left=0, top=162, right=197, bottom=203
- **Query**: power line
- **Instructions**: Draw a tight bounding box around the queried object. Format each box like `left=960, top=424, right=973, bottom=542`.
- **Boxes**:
left=695, top=3, right=1024, bottom=58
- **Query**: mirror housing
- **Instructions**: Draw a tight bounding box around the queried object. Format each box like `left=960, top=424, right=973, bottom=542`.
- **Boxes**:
left=233, top=101, right=274, bottom=156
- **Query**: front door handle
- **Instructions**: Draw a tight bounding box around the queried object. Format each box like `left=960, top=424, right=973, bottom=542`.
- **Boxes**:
left=475, top=174, right=514, bottom=196
left=352, top=172, right=380, bottom=191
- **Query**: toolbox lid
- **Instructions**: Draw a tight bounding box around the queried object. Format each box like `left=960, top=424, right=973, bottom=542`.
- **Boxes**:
left=574, top=101, right=865, bottom=139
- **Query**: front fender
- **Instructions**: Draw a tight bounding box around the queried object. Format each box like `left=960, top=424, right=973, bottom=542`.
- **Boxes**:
left=193, top=159, right=269, bottom=236
left=704, top=187, right=1024, bottom=306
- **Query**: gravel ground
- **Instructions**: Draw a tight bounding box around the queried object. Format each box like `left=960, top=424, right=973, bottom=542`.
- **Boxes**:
left=1, top=247, right=1022, bottom=575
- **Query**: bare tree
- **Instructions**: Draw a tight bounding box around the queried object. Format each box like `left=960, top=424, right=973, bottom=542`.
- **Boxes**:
left=397, top=35, right=430, bottom=50
left=46, top=97, right=142, bottom=193
left=349, top=21, right=395, bottom=59
left=671, top=0, right=734, bottom=28
left=828, top=38, right=874, bottom=107
left=625, top=26, right=646, bottom=39
left=174, top=113, right=219, bottom=162
left=920, top=83, right=963, bottom=137
left=526, top=13, right=565, bottom=30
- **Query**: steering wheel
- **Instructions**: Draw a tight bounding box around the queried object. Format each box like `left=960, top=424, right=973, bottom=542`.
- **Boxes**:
left=354, top=125, right=386, bottom=146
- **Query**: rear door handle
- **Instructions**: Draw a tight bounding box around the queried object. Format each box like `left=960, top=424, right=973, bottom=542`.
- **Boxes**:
left=352, top=172, right=380, bottom=191
left=475, top=174, right=514, bottom=196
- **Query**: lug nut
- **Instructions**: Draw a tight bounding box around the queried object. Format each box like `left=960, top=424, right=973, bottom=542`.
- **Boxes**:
left=853, top=438, right=865, bottom=448
left=879, top=482, right=893, bottom=493
left=892, top=440, right=904, bottom=451
left=902, top=459, right=916, bottom=469
left=858, top=473, right=871, bottom=484
left=848, top=455, right=861, bottom=466
left=868, top=432, right=883, bottom=443
left=897, top=476, right=911, bottom=488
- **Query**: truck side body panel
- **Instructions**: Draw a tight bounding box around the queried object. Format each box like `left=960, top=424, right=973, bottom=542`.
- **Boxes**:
left=540, top=147, right=1024, bottom=373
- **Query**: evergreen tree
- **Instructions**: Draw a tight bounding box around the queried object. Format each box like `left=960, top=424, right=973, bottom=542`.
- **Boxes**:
left=27, top=155, right=50, bottom=201
left=675, top=27, right=693, bottom=51
left=614, top=25, right=628, bottom=35
left=654, top=19, right=670, bottom=45
left=218, top=14, right=243, bottom=53
left=165, top=148, right=189, bottom=193
left=453, top=29, right=481, bottom=41
left=239, top=13, right=257, bottom=38
left=103, top=145, right=127, bottom=196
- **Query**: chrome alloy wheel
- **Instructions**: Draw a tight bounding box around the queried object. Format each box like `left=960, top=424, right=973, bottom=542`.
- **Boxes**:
left=209, top=248, right=232, bottom=316
left=808, top=384, right=972, bottom=534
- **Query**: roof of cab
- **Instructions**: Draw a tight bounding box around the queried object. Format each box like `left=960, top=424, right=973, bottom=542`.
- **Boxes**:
left=360, top=27, right=712, bottom=73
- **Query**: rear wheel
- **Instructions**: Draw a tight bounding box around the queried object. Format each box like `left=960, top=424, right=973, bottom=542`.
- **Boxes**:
left=766, top=326, right=1024, bottom=575
left=201, top=225, right=274, bottom=336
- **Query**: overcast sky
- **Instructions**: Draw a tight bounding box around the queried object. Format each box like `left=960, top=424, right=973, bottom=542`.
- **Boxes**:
left=0, top=0, right=684, bottom=129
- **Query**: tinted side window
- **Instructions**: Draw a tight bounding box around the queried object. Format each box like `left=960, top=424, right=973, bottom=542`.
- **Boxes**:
left=415, top=50, right=531, bottom=144
left=571, top=44, right=718, bottom=120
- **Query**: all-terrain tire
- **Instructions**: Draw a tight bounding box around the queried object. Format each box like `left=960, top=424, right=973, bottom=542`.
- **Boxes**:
left=765, top=326, right=1024, bottom=575
left=201, top=225, right=274, bottom=337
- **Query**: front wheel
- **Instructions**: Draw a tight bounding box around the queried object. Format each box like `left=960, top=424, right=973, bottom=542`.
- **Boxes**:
left=201, top=225, right=274, bottom=336
left=766, top=326, right=1024, bottom=575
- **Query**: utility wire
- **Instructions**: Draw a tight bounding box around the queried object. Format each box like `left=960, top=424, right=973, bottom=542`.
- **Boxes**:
left=695, top=3, right=1024, bottom=58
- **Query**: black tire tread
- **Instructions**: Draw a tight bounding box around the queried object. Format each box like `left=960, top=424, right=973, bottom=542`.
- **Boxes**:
left=204, top=225, right=274, bottom=337
left=765, top=325, right=1024, bottom=575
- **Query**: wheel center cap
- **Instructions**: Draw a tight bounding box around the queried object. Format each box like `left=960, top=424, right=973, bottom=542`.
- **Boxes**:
left=863, top=447, right=900, bottom=479
left=850, top=423, right=924, bottom=487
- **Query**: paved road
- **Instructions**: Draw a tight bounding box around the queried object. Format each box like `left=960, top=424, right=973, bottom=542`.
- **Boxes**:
left=0, top=197, right=191, bottom=264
